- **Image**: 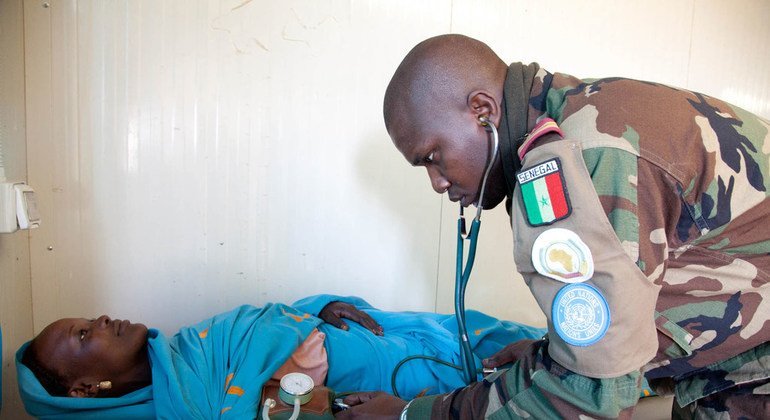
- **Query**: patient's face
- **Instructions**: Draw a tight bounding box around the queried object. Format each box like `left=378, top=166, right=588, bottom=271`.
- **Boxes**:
left=35, top=315, right=150, bottom=395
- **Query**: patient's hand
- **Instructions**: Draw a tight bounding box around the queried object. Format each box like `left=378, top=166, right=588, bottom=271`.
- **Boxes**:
left=335, top=391, right=406, bottom=419
left=481, top=338, right=539, bottom=369
left=319, top=301, right=383, bottom=336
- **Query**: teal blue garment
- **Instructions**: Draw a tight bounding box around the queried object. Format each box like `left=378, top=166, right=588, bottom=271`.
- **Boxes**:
left=16, top=295, right=548, bottom=418
left=151, top=303, right=322, bottom=418
left=292, top=295, right=547, bottom=399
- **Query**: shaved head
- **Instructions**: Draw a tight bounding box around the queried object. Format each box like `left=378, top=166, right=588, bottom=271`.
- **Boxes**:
left=383, top=34, right=507, bottom=134
left=383, top=34, right=509, bottom=209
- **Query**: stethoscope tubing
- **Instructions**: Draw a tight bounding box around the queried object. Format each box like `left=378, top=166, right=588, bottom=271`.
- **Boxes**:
left=455, top=117, right=500, bottom=384
left=390, top=118, right=501, bottom=395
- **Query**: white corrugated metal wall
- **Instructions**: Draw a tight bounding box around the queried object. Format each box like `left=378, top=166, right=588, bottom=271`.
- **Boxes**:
left=0, top=0, right=33, bottom=417
left=2, top=0, right=769, bottom=418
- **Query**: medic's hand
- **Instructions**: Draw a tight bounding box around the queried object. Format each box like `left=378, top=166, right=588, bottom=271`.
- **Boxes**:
left=319, top=301, right=384, bottom=336
left=481, top=338, right=539, bottom=369
left=335, top=391, right=406, bottom=419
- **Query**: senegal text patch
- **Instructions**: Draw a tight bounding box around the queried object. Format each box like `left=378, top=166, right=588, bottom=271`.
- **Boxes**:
left=517, top=158, right=571, bottom=226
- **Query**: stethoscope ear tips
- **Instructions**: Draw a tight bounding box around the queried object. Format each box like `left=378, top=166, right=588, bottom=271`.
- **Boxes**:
left=479, top=115, right=495, bottom=133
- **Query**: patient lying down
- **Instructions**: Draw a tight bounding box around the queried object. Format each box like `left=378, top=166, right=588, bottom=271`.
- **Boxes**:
left=17, top=294, right=546, bottom=419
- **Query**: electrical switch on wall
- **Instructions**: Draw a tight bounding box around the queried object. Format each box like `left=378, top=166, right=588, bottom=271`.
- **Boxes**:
left=0, top=181, right=40, bottom=233
left=15, top=183, right=40, bottom=229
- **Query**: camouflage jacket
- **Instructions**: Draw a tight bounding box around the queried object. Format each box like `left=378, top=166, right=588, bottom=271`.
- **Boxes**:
left=403, top=63, right=770, bottom=418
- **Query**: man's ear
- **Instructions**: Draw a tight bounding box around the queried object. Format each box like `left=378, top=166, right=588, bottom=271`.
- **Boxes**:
left=68, top=380, right=98, bottom=398
left=467, top=90, right=501, bottom=126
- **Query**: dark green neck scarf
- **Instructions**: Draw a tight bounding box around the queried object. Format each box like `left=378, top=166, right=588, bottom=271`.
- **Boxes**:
left=499, top=62, right=540, bottom=201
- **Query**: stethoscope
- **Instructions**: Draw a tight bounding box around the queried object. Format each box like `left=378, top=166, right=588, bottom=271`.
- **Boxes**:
left=455, top=115, right=499, bottom=384
left=389, top=115, right=500, bottom=396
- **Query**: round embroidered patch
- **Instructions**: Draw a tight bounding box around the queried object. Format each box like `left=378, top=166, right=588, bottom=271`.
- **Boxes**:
left=531, top=228, right=594, bottom=283
left=552, top=283, right=610, bottom=346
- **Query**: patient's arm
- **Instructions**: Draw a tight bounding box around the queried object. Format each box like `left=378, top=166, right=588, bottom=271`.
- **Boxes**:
left=318, top=301, right=383, bottom=336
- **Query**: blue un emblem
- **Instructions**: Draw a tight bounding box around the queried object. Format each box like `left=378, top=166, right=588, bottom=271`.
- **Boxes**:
left=552, top=283, right=610, bottom=346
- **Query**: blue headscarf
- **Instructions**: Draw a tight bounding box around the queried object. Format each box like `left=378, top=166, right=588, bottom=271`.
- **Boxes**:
left=16, top=340, right=155, bottom=419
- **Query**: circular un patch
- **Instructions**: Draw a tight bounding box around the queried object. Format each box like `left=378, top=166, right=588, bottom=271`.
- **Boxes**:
left=552, top=283, right=610, bottom=346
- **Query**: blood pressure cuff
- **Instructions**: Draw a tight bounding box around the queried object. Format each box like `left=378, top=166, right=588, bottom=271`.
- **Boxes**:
left=260, top=381, right=334, bottom=420
left=511, top=135, right=659, bottom=377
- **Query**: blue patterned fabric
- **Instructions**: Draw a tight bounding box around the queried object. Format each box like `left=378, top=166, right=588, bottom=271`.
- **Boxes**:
left=17, top=296, right=547, bottom=418
left=293, top=295, right=547, bottom=398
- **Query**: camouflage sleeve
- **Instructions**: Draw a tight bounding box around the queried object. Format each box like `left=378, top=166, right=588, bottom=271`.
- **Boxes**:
left=584, top=145, right=691, bottom=371
left=403, top=339, right=643, bottom=419
left=582, top=147, right=674, bottom=283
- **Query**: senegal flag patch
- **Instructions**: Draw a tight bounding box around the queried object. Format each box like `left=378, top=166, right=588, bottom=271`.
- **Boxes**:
left=517, top=158, right=571, bottom=226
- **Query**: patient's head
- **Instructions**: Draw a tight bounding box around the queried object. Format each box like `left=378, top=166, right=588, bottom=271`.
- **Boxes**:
left=22, top=315, right=152, bottom=398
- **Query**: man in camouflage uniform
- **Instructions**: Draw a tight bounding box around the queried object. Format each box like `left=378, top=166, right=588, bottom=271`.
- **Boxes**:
left=336, top=34, right=770, bottom=419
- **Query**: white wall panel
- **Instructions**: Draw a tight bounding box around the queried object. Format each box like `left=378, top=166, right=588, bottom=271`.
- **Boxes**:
left=689, top=0, right=770, bottom=118
left=27, top=0, right=455, bottom=335
left=450, top=0, right=696, bottom=85
left=22, top=0, right=770, bottom=354
left=0, top=1, right=33, bottom=418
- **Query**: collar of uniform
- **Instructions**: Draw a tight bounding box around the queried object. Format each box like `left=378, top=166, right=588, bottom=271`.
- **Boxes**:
left=517, top=118, right=564, bottom=159
left=499, top=62, right=540, bottom=201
